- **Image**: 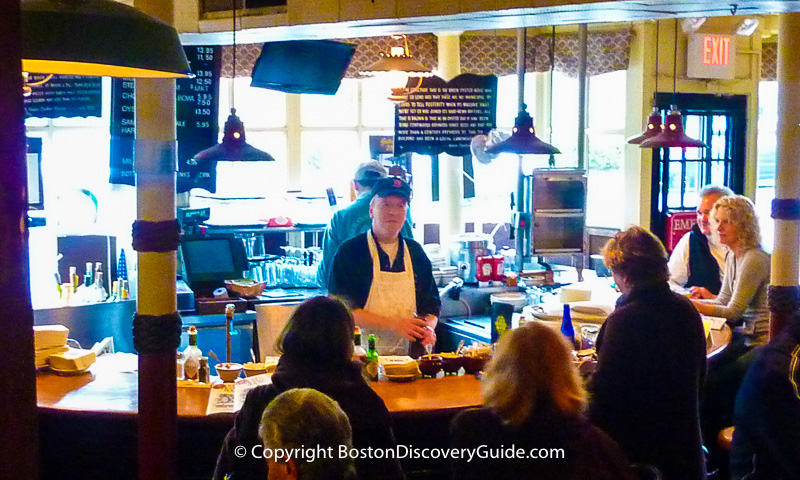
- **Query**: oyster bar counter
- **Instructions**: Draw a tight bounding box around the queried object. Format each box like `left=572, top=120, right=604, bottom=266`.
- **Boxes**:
left=36, top=353, right=482, bottom=480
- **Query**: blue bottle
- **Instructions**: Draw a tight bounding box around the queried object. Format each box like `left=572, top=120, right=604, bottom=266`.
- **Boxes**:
left=561, top=304, right=576, bottom=346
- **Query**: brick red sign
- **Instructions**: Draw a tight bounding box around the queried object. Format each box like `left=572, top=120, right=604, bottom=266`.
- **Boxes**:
left=666, top=211, right=697, bottom=252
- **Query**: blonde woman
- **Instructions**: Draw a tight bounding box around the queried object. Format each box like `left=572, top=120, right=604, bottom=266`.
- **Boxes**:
left=689, top=195, right=771, bottom=476
left=588, top=226, right=707, bottom=480
left=450, top=323, right=633, bottom=480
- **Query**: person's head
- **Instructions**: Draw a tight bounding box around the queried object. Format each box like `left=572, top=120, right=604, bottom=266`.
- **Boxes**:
left=369, top=176, right=411, bottom=241
left=482, top=323, right=586, bottom=428
left=696, top=185, right=733, bottom=235
left=711, top=195, right=761, bottom=251
left=353, top=160, right=387, bottom=194
left=602, top=226, right=669, bottom=293
left=277, top=296, right=355, bottom=365
left=259, top=388, right=356, bottom=480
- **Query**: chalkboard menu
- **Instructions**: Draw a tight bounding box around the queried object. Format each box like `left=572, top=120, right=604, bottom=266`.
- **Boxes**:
left=24, top=74, right=102, bottom=118
left=394, top=74, right=497, bottom=157
left=109, top=46, right=221, bottom=193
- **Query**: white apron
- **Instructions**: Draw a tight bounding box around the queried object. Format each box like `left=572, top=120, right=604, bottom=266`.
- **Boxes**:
left=363, top=231, right=417, bottom=355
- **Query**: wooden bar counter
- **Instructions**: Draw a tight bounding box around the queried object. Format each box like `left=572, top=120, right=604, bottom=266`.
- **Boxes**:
left=36, top=355, right=482, bottom=480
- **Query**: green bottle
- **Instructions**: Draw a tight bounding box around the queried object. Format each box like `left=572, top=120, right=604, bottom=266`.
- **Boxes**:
left=364, top=334, right=380, bottom=381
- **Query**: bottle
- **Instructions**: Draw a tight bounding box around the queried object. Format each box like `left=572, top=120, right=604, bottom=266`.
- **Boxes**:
left=198, top=357, right=210, bottom=384
left=183, top=326, right=202, bottom=380
left=225, top=303, right=235, bottom=364
left=83, top=262, right=93, bottom=287
left=364, top=334, right=380, bottom=381
left=176, top=352, right=184, bottom=379
left=69, top=266, right=79, bottom=293
left=352, top=326, right=367, bottom=363
left=560, top=304, right=579, bottom=349
left=94, top=265, right=108, bottom=302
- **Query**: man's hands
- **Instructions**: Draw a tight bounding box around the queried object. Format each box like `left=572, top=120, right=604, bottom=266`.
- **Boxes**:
left=394, top=314, right=438, bottom=345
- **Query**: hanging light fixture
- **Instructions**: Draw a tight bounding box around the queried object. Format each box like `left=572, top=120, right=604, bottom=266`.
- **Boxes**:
left=192, top=0, right=274, bottom=163
left=628, top=20, right=664, bottom=145
left=359, top=34, right=434, bottom=105
left=21, top=0, right=191, bottom=79
left=486, top=29, right=559, bottom=156
left=640, top=20, right=705, bottom=149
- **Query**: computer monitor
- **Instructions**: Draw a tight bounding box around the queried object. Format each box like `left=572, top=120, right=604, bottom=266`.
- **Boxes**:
left=180, top=234, right=248, bottom=296
left=250, top=40, right=356, bottom=95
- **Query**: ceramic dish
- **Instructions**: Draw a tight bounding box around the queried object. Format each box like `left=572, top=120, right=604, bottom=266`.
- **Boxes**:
left=384, top=373, right=418, bottom=383
left=49, top=365, right=91, bottom=376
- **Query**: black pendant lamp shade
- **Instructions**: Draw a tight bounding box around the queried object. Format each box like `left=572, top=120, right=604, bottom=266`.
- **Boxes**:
left=485, top=106, right=560, bottom=155
left=193, top=109, right=275, bottom=162
left=627, top=106, right=664, bottom=145
left=21, top=0, right=192, bottom=78
left=639, top=105, right=706, bottom=149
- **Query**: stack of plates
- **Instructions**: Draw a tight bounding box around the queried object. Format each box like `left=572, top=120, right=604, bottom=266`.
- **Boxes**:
left=424, top=243, right=449, bottom=270
left=438, top=266, right=459, bottom=286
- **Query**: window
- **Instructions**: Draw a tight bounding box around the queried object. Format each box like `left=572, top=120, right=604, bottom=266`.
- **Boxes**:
left=756, top=81, right=778, bottom=252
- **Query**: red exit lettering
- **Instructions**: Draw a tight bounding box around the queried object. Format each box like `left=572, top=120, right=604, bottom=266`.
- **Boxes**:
left=702, top=36, right=731, bottom=66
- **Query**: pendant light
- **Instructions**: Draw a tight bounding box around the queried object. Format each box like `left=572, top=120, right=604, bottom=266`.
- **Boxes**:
left=627, top=21, right=664, bottom=145
left=640, top=20, right=705, bottom=149
left=486, top=28, right=559, bottom=156
left=192, top=0, right=275, bottom=163
left=359, top=34, right=433, bottom=105
left=21, top=0, right=191, bottom=79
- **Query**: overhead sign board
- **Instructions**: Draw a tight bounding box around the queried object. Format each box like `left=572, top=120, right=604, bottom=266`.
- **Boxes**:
left=687, top=33, right=736, bottom=80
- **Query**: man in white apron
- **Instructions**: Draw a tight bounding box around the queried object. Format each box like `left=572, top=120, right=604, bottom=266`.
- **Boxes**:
left=328, top=177, right=440, bottom=356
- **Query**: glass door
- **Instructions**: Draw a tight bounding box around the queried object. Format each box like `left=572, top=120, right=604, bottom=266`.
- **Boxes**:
left=649, top=93, right=747, bottom=242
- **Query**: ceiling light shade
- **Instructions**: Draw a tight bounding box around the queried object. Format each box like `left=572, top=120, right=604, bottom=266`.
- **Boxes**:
left=485, top=106, right=560, bottom=155
left=640, top=106, right=706, bottom=149
left=360, top=34, right=433, bottom=104
left=192, top=109, right=275, bottom=162
left=21, top=0, right=191, bottom=78
left=627, top=107, right=664, bottom=145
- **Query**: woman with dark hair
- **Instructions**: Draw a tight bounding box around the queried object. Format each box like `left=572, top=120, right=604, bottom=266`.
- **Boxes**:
left=450, top=323, right=634, bottom=480
left=587, top=226, right=707, bottom=480
left=213, top=296, right=404, bottom=480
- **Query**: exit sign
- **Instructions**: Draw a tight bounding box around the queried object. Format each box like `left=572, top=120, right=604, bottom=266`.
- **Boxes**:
left=687, top=33, right=736, bottom=79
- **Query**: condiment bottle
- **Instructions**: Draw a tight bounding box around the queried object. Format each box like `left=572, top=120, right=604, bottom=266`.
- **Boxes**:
left=183, top=326, right=202, bottom=380
left=198, top=357, right=210, bottom=384
left=560, top=304, right=579, bottom=349
left=225, top=303, right=235, bottom=364
left=491, top=255, right=505, bottom=281
left=364, top=334, right=380, bottom=381
left=352, top=326, right=367, bottom=363
left=475, top=255, right=493, bottom=283
left=176, top=352, right=184, bottom=379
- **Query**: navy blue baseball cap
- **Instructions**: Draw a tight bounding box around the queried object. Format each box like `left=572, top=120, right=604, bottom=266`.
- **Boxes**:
left=372, top=176, right=411, bottom=202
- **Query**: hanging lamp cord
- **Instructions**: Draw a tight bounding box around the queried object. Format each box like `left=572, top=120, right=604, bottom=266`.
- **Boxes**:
left=654, top=21, right=659, bottom=105
left=672, top=19, right=678, bottom=105
left=549, top=26, right=555, bottom=143
left=232, top=0, right=237, bottom=109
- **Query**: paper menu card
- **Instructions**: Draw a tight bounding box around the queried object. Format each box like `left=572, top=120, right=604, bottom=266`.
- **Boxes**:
left=205, top=373, right=272, bottom=415
left=702, top=315, right=727, bottom=330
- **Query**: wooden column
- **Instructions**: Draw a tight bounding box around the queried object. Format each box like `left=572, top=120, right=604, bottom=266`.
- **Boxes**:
left=436, top=32, right=463, bottom=255
left=133, top=0, right=179, bottom=478
left=769, top=13, right=800, bottom=338
left=0, top=2, right=40, bottom=478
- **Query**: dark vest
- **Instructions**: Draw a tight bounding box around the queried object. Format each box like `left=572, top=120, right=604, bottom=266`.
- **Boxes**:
left=686, top=224, right=722, bottom=294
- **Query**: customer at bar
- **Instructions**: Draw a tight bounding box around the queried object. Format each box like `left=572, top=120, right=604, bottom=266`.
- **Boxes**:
left=329, top=176, right=438, bottom=356
left=450, top=323, right=635, bottom=480
left=316, top=160, right=413, bottom=290
left=588, top=226, right=707, bottom=480
left=258, top=388, right=357, bottom=480
left=668, top=185, right=733, bottom=294
left=689, top=195, right=771, bottom=475
left=729, top=310, right=800, bottom=480
left=213, top=296, right=403, bottom=480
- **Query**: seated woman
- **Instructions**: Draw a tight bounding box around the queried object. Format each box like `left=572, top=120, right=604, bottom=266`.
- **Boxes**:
left=450, top=322, right=634, bottom=480
left=213, top=296, right=404, bottom=480
left=587, top=226, right=707, bottom=480
left=688, top=195, right=771, bottom=474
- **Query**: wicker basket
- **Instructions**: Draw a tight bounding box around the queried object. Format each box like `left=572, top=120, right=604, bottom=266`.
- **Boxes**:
left=224, top=280, right=267, bottom=298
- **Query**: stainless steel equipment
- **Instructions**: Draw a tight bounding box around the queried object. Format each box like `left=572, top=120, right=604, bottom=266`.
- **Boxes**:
left=531, top=169, right=587, bottom=254
left=450, top=233, right=495, bottom=283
